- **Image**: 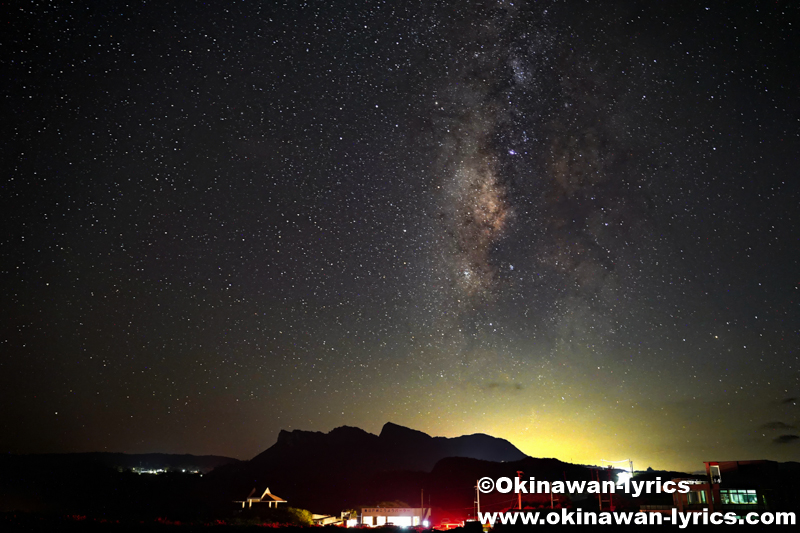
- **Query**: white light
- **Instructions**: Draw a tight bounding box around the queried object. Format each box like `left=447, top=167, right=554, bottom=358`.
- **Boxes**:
left=423, top=520, right=430, bottom=528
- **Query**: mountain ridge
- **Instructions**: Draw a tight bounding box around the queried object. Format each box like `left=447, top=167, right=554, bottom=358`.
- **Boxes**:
left=214, top=421, right=528, bottom=513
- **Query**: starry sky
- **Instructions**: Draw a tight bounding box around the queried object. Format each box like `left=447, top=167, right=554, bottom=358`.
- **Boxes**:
left=2, top=1, right=798, bottom=472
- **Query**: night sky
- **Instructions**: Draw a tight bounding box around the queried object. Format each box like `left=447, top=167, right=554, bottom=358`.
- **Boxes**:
left=2, top=1, right=798, bottom=472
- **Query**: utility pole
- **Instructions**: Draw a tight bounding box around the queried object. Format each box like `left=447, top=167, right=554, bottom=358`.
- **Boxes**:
left=475, top=480, right=481, bottom=518
left=516, top=471, right=524, bottom=510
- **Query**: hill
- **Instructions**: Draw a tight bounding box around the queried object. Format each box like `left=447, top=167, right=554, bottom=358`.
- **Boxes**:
left=211, top=422, right=527, bottom=513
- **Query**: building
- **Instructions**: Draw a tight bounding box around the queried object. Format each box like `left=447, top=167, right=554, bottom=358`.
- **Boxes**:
left=360, top=507, right=431, bottom=527
left=234, top=487, right=287, bottom=509
left=702, top=461, right=769, bottom=513
left=641, top=460, right=786, bottom=515
left=670, top=478, right=717, bottom=513
left=311, top=513, right=346, bottom=526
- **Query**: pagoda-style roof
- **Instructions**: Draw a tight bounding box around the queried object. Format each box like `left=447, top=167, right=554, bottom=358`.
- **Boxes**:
left=235, top=487, right=287, bottom=508
left=257, top=487, right=286, bottom=503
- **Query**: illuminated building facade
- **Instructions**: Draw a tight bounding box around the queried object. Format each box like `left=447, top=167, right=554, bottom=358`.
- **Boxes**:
left=360, top=507, right=431, bottom=527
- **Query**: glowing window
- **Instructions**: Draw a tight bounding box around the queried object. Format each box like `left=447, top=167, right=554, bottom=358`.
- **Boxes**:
left=720, top=490, right=757, bottom=505
left=387, top=516, right=412, bottom=527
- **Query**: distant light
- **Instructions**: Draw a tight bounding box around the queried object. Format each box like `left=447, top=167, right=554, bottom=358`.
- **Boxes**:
left=617, top=471, right=633, bottom=485
left=423, top=520, right=430, bottom=528
left=508, top=150, right=516, bottom=155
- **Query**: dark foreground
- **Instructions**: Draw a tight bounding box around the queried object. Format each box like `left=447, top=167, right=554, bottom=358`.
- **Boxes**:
left=3, top=513, right=336, bottom=532
left=2, top=513, right=790, bottom=532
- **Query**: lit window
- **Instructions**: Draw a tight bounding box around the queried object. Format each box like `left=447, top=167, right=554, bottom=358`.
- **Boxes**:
left=687, top=491, right=707, bottom=504
left=720, top=490, right=757, bottom=505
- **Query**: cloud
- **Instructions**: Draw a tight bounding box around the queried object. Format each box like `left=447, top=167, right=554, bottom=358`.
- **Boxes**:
left=761, top=421, right=796, bottom=430
left=780, top=397, right=797, bottom=405
left=773, top=435, right=799, bottom=444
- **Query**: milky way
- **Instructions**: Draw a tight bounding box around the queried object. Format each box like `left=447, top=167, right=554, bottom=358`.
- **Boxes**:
left=430, top=2, right=636, bottom=345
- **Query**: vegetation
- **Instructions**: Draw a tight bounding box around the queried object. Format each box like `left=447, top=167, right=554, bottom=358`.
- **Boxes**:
left=237, top=505, right=313, bottom=526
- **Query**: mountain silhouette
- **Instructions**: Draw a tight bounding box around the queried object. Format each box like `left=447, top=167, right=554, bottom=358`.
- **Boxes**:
left=249, top=422, right=525, bottom=472
left=213, top=422, right=527, bottom=513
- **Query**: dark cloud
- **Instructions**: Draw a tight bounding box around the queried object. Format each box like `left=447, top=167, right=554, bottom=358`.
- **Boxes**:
left=761, top=422, right=796, bottom=430
left=780, top=398, right=797, bottom=405
left=773, top=435, right=799, bottom=444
